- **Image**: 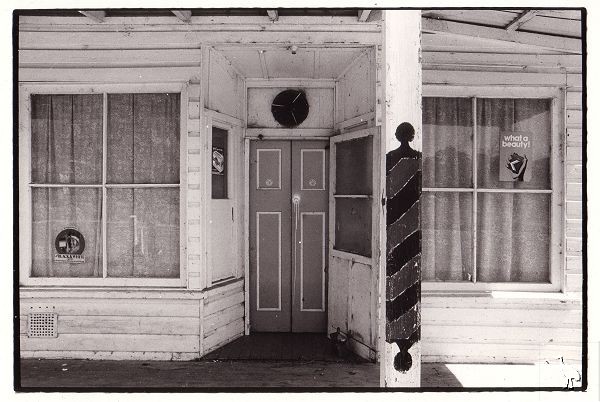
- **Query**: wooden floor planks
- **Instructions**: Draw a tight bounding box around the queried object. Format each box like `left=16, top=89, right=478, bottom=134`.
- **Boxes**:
left=19, top=359, right=379, bottom=388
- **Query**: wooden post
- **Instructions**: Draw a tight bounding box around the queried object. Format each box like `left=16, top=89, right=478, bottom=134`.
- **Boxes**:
left=379, top=10, right=422, bottom=387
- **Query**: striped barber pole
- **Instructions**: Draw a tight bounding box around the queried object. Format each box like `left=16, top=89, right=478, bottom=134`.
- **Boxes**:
left=385, top=151, right=421, bottom=372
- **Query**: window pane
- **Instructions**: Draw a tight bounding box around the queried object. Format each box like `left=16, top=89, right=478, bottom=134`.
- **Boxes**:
left=477, top=98, right=551, bottom=189
left=212, top=127, right=228, bottom=199
left=107, top=93, right=180, bottom=184
left=31, top=94, right=103, bottom=184
left=422, top=97, right=473, bottom=188
left=422, top=192, right=473, bottom=281
left=107, top=188, right=180, bottom=278
left=477, top=193, right=550, bottom=282
left=335, top=136, right=373, bottom=195
left=334, top=198, right=371, bottom=257
left=31, top=188, right=102, bottom=277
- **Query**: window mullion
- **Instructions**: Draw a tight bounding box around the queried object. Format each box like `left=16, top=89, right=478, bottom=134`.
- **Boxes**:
left=102, top=93, right=108, bottom=279
left=472, top=97, right=478, bottom=284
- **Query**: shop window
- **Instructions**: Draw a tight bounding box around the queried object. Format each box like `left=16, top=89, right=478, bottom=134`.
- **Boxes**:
left=333, top=134, right=373, bottom=257
left=29, top=92, right=181, bottom=283
left=422, top=95, right=560, bottom=290
left=335, top=136, right=373, bottom=195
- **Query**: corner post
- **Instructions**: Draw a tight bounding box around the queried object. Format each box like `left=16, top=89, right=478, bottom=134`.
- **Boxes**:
left=379, top=10, right=423, bottom=387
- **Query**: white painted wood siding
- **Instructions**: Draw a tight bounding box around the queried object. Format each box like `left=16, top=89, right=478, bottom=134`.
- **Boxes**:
left=20, top=290, right=203, bottom=360
left=206, top=48, right=245, bottom=121
left=202, top=279, right=245, bottom=354
left=421, top=38, right=583, bottom=364
left=335, top=49, right=375, bottom=126
left=564, top=72, right=583, bottom=294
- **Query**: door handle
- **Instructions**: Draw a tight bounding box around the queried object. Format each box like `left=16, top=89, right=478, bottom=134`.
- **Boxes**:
left=292, top=193, right=301, bottom=308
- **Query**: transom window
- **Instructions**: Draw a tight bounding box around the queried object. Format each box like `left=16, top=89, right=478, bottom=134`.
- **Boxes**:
left=25, top=91, right=183, bottom=286
left=421, top=93, right=562, bottom=291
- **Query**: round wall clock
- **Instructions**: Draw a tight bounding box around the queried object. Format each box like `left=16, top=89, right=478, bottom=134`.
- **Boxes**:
left=271, top=89, right=309, bottom=127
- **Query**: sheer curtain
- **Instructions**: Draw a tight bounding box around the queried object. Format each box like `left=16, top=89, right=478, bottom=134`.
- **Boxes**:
left=476, top=99, right=551, bottom=282
left=422, top=97, right=473, bottom=281
left=422, top=97, right=552, bottom=283
left=31, top=94, right=103, bottom=277
left=106, top=93, right=180, bottom=278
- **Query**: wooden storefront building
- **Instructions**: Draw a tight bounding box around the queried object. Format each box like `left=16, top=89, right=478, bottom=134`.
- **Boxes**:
left=16, top=9, right=584, bottom=387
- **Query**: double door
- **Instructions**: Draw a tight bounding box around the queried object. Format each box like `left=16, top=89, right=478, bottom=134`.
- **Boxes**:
left=249, top=140, right=328, bottom=332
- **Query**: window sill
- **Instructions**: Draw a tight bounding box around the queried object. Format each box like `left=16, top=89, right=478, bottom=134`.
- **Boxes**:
left=422, top=281, right=560, bottom=293
left=20, top=277, right=186, bottom=288
left=422, top=289, right=582, bottom=305
left=19, top=286, right=205, bottom=300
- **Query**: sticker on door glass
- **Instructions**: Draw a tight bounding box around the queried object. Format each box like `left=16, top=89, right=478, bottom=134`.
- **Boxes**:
left=212, top=146, right=225, bottom=175
left=301, top=150, right=325, bottom=190
left=257, top=149, right=281, bottom=189
left=499, top=131, right=532, bottom=182
left=54, top=228, right=85, bottom=263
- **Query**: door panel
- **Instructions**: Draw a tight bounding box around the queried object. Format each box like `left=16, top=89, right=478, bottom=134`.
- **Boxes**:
left=249, top=140, right=328, bottom=333
left=291, top=141, right=328, bottom=332
left=210, top=203, right=235, bottom=282
left=249, top=141, right=292, bottom=332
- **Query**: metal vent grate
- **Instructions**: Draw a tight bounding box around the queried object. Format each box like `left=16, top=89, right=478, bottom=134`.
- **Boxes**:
left=27, top=312, right=58, bottom=338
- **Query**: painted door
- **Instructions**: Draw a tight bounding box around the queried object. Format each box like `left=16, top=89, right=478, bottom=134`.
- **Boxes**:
left=327, top=127, right=380, bottom=361
left=249, top=140, right=328, bottom=332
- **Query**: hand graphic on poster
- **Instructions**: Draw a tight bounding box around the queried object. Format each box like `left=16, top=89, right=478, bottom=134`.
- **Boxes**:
left=505, top=153, right=528, bottom=181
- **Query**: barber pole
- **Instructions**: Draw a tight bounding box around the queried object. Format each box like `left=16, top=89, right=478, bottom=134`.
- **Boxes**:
left=380, top=10, right=422, bottom=387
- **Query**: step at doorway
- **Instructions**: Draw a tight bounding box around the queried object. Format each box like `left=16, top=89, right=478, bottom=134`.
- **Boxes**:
left=202, top=333, right=367, bottom=362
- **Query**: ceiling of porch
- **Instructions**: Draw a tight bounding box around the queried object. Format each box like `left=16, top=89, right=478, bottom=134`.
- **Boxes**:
left=213, top=46, right=366, bottom=80
left=422, top=9, right=581, bottom=39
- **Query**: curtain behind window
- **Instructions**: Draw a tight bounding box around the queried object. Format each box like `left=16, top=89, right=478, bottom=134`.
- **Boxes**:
left=422, top=97, right=551, bottom=283
left=31, top=94, right=103, bottom=277
left=30, top=93, right=180, bottom=279
left=477, top=99, right=551, bottom=282
left=106, top=93, right=180, bottom=278
left=422, top=97, right=473, bottom=281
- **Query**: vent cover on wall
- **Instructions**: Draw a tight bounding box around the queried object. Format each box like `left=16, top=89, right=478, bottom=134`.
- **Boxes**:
left=27, top=312, right=58, bottom=338
left=271, top=89, right=309, bottom=127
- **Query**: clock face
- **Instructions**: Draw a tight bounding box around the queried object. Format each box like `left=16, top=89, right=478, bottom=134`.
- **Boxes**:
left=271, top=89, right=309, bottom=127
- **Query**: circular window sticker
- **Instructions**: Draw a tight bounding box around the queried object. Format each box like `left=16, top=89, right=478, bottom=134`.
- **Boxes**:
left=55, top=228, right=85, bottom=255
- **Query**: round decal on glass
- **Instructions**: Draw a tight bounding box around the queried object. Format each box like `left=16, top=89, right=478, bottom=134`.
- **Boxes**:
left=54, top=228, right=85, bottom=263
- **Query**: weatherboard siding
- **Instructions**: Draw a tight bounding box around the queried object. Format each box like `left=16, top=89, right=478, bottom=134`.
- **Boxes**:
left=18, top=21, right=247, bottom=359
left=421, top=45, right=583, bottom=364
left=20, top=291, right=203, bottom=360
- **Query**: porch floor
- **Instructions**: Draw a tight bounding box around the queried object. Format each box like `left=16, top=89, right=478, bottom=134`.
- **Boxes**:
left=18, top=359, right=582, bottom=389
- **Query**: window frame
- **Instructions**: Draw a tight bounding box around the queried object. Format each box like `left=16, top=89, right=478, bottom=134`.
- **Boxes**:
left=19, top=83, right=188, bottom=287
left=329, top=127, right=379, bottom=265
left=421, top=85, right=564, bottom=293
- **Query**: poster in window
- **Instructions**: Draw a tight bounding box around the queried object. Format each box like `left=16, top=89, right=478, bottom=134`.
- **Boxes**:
left=212, top=146, right=225, bottom=176
left=499, top=131, right=533, bottom=182
left=54, top=227, right=85, bottom=263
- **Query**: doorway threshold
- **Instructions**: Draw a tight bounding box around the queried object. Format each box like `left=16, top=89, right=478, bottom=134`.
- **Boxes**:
left=202, top=333, right=368, bottom=363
